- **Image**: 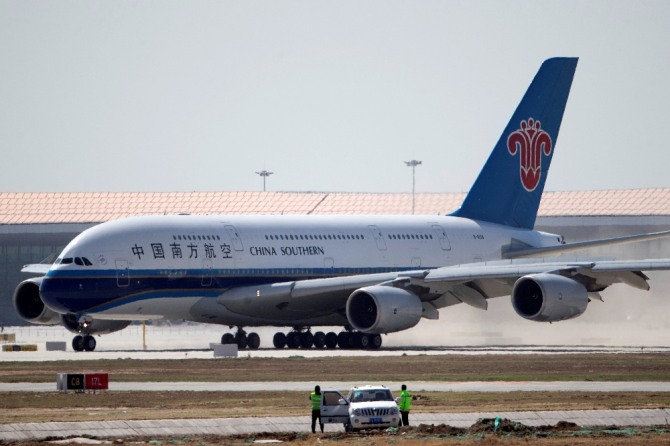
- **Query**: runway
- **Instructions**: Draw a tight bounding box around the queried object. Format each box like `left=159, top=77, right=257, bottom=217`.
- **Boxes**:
left=2, top=344, right=670, bottom=362
left=3, top=327, right=670, bottom=441
left=3, top=325, right=670, bottom=362
left=2, top=409, right=670, bottom=441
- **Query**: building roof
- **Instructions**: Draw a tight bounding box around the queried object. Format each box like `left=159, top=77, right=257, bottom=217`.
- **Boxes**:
left=0, top=189, right=669, bottom=225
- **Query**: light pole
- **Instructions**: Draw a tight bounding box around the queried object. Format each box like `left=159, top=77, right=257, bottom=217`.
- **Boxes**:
left=255, top=170, right=273, bottom=192
left=404, top=160, right=422, bottom=214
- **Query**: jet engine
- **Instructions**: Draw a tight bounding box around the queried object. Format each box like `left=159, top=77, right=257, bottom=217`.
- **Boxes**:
left=13, top=277, right=130, bottom=336
left=60, top=313, right=131, bottom=335
left=511, top=273, right=588, bottom=322
left=13, top=277, right=60, bottom=325
left=346, top=286, right=422, bottom=334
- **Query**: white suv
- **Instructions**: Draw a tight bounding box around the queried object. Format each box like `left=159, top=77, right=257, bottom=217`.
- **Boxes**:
left=320, top=385, right=400, bottom=431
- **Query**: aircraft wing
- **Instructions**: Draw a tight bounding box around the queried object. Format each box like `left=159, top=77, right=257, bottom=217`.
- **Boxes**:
left=413, top=258, right=670, bottom=312
left=219, top=258, right=670, bottom=320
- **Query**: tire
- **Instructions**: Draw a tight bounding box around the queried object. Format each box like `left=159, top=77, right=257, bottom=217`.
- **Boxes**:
left=337, top=332, right=352, bottom=349
left=313, top=331, right=326, bottom=349
left=221, top=333, right=235, bottom=344
left=350, top=332, right=363, bottom=349
left=300, top=332, right=314, bottom=349
left=287, top=331, right=301, bottom=349
left=236, top=333, right=248, bottom=349
left=83, top=335, right=96, bottom=352
left=273, top=332, right=286, bottom=349
left=370, top=334, right=382, bottom=349
left=247, top=332, right=261, bottom=350
left=325, top=332, right=338, bottom=349
left=72, top=335, right=84, bottom=352
left=359, top=333, right=370, bottom=349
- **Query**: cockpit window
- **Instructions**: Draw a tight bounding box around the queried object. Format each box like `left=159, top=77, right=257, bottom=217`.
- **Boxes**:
left=59, top=257, right=93, bottom=266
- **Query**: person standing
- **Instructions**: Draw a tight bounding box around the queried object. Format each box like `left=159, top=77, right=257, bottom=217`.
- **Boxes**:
left=310, top=385, right=324, bottom=433
left=398, top=384, right=411, bottom=426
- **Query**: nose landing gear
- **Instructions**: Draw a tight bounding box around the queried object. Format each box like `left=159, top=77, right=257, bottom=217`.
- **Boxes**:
left=72, top=334, right=96, bottom=352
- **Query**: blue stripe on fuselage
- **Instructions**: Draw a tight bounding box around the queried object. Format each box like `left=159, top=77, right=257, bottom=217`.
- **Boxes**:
left=40, top=266, right=423, bottom=314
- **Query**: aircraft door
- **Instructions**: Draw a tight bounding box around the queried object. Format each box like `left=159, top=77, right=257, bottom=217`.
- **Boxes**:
left=368, top=225, right=387, bottom=251
left=431, top=224, right=452, bottom=250
left=320, top=390, right=349, bottom=424
left=115, top=259, right=130, bottom=287
left=224, top=225, right=244, bottom=251
left=201, top=259, right=213, bottom=287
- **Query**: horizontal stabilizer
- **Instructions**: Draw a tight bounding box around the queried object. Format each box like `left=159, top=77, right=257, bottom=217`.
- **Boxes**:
left=504, top=230, right=670, bottom=259
left=21, top=264, right=51, bottom=275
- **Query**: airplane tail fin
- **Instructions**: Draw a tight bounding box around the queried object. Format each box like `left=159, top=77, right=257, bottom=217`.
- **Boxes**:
left=451, top=57, right=578, bottom=229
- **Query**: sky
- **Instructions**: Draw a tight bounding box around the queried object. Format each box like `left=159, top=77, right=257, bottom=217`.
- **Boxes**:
left=1, top=0, right=669, bottom=194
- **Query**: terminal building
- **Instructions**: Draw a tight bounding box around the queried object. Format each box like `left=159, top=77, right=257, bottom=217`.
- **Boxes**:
left=2, top=189, right=670, bottom=345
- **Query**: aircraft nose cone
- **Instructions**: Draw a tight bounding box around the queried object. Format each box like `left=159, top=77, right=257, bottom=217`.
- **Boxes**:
left=39, top=276, right=72, bottom=313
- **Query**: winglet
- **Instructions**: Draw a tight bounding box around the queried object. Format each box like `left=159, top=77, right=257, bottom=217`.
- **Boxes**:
left=451, top=58, right=578, bottom=229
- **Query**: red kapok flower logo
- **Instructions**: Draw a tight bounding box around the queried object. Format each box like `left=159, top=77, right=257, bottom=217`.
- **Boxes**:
left=507, top=118, right=552, bottom=192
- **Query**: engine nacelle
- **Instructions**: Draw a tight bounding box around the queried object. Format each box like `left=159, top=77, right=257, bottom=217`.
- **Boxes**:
left=13, top=277, right=60, bottom=325
left=511, top=273, right=589, bottom=322
left=346, top=286, right=422, bottom=334
left=60, top=313, right=131, bottom=335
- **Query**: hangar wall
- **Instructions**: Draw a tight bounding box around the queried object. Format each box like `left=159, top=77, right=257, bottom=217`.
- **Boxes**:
left=0, top=224, right=94, bottom=327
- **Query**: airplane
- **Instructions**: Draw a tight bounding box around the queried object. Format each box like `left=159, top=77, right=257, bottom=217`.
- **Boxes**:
left=13, top=57, right=670, bottom=352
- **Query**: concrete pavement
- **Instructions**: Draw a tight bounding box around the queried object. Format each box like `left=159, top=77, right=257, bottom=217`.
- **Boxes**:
left=2, top=409, right=670, bottom=441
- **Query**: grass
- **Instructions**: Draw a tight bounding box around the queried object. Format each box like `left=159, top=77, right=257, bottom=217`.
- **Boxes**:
left=2, top=391, right=670, bottom=424
left=1, top=353, right=670, bottom=383
left=2, top=353, right=670, bottom=444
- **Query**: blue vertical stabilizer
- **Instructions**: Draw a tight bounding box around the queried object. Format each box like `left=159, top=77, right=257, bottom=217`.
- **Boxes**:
left=451, top=57, right=578, bottom=229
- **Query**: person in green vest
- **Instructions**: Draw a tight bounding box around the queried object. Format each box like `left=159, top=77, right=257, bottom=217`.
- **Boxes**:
left=310, top=385, right=324, bottom=433
left=398, top=384, right=412, bottom=426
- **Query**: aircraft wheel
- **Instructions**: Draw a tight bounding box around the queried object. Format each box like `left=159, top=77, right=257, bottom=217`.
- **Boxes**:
left=325, top=332, right=338, bottom=349
left=370, top=334, right=382, bottom=349
left=287, top=331, right=301, bottom=349
left=359, top=333, right=370, bottom=349
left=236, top=333, right=248, bottom=349
left=247, top=332, right=261, bottom=350
left=83, top=335, right=96, bottom=352
left=337, top=331, right=353, bottom=349
left=313, top=331, right=326, bottom=349
left=72, top=335, right=84, bottom=352
left=273, top=332, right=286, bottom=349
left=221, top=333, right=235, bottom=344
left=300, top=332, right=314, bottom=349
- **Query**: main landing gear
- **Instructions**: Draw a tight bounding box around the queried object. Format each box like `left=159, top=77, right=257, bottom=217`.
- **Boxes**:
left=221, top=328, right=260, bottom=350
left=272, top=329, right=382, bottom=350
left=72, top=334, right=97, bottom=352
left=220, top=327, right=383, bottom=350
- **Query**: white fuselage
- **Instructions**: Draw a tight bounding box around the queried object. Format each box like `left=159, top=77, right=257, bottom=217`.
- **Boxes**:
left=39, top=214, right=562, bottom=327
